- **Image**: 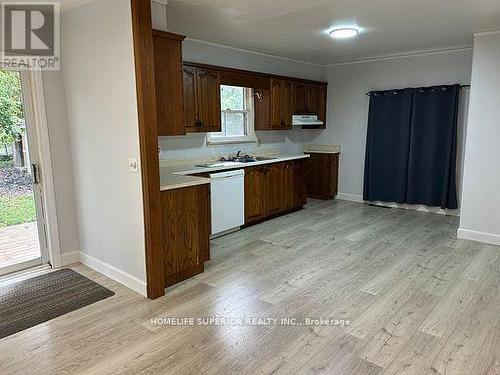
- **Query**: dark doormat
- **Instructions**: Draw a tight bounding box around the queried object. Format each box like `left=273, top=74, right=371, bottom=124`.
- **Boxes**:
left=0, top=268, right=115, bottom=339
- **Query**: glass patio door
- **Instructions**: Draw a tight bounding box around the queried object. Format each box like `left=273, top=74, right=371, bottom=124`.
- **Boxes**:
left=0, top=70, right=48, bottom=276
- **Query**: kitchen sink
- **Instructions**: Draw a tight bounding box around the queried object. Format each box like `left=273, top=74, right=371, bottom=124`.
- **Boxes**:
left=228, top=156, right=277, bottom=163
left=195, top=161, right=243, bottom=168
left=195, top=156, right=277, bottom=168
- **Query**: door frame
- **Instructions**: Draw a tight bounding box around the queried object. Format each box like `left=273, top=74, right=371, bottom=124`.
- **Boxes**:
left=0, top=64, right=61, bottom=273
left=0, top=65, right=63, bottom=271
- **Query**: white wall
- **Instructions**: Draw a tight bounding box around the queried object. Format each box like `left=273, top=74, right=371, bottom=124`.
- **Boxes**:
left=315, top=50, right=473, bottom=208
left=61, top=0, right=147, bottom=294
left=458, top=32, right=500, bottom=245
left=41, top=71, right=80, bottom=257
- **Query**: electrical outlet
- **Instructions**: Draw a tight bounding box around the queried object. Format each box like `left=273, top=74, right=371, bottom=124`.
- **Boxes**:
left=128, top=158, right=138, bottom=173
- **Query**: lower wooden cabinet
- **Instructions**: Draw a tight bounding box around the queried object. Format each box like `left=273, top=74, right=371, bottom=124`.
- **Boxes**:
left=245, top=160, right=307, bottom=225
left=305, top=153, right=339, bottom=200
left=161, top=184, right=210, bottom=287
left=293, top=159, right=308, bottom=207
left=244, top=166, right=268, bottom=223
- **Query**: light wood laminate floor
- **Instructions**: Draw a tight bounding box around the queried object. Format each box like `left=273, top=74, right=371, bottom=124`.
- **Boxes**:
left=1, top=200, right=499, bottom=375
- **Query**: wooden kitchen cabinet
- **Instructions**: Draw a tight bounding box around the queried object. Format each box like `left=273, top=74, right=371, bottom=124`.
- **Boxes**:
left=305, top=153, right=339, bottom=200
left=244, top=160, right=307, bottom=225
left=161, top=184, right=211, bottom=287
left=283, top=162, right=294, bottom=210
left=266, top=164, right=283, bottom=215
left=293, top=83, right=326, bottom=114
left=254, top=88, right=271, bottom=131
left=244, top=166, right=268, bottom=223
left=293, top=83, right=308, bottom=114
left=317, top=85, right=327, bottom=124
left=270, top=78, right=293, bottom=130
left=183, top=64, right=222, bottom=133
left=152, top=30, right=186, bottom=136
left=182, top=65, right=198, bottom=134
left=307, top=85, right=320, bottom=114
left=179, top=61, right=327, bottom=132
left=196, top=68, right=222, bottom=132
left=293, top=159, right=308, bottom=207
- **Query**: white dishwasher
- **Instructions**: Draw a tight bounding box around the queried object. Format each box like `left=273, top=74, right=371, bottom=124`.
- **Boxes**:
left=210, top=169, right=245, bottom=237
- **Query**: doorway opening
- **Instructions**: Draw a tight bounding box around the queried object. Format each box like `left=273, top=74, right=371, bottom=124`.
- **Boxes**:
left=0, top=69, right=49, bottom=276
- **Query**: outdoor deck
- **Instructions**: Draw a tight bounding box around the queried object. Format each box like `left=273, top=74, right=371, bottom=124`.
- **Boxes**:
left=0, top=222, right=40, bottom=270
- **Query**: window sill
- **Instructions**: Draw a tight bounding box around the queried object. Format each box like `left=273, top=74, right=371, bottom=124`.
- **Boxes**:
left=207, top=136, right=258, bottom=146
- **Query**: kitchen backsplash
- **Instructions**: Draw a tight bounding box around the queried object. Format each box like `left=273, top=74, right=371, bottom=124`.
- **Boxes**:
left=158, top=129, right=320, bottom=160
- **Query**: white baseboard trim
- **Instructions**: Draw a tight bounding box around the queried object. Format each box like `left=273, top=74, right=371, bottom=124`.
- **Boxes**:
left=336, top=192, right=460, bottom=217
left=60, top=251, right=80, bottom=266
left=457, top=228, right=500, bottom=246
left=78, top=251, right=147, bottom=296
left=336, top=193, right=364, bottom=202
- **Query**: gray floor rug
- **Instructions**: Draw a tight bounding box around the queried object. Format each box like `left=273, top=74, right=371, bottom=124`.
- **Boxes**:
left=0, top=268, right=115, bottom=339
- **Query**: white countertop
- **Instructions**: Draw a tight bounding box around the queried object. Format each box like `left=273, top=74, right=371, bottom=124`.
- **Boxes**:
left=303, top=144, right=341, bottom=154
left=160, top=154, right=310, bottom=191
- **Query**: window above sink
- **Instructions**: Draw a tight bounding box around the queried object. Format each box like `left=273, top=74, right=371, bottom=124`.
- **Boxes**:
left=207, top=85, right=258, bottom=146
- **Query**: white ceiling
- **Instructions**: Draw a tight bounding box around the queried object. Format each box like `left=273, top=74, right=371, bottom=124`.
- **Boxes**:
left=166, top=0, right=500, bottom=65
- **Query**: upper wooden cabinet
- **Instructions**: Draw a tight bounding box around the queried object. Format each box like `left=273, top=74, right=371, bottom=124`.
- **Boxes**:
left=183, top=64, right=222, bottom=133
left=257, top=79, right=327, bottom=131
left=152, top=33, right=327, bottom=135
left=293, top=82, right=326, bottom=115
left=254, top=88, right=270, bottom=131
left=318, top=85, right=327, bottom=123
left=152, top=30, right=186, bottom=136
left=196, top=68, right=222, bottom=132
left=182, top=65, right=198, bottom=134
left=270, top=78, right=293, bottom=130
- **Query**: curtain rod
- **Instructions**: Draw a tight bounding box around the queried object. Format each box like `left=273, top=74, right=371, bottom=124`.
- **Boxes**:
left=366, top=85, right=471, bottom=96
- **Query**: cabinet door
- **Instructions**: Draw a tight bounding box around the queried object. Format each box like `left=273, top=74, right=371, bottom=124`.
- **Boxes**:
left=293, top=159, right=308, bottom=207
left=153, top=32, right=185, bottom=136
left=162, top=185, right=209, bottom=286
left=307, top=85, right=320, bottom=115
left=282, top=80, right=293, bottom=129
left=254, top=88, right=272, bottom=131
left=244, top=167, right=267, bottom=223
left=283, top=162, right=294, bottom=210
left=196, top=68, right=221, bottom=133
left=317, top=85, right=327, bottom=125
left=331, top=154, right=339, bottom=197
left=270, top=79, right=283, bottom=129
left=183, top=65, right=198, bottom=133
left=293, top=83, right=308, bottom=114
left=266, top=164, right=283, bottom=215
left=306, top=153, right=338, bottom=199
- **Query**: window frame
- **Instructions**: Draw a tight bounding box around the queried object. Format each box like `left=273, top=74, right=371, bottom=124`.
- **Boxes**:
left=207, top=86, right=257, bottom=146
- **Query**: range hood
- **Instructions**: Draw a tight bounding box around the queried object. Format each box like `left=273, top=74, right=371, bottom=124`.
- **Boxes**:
left=292, top=115, right=324, bottom=127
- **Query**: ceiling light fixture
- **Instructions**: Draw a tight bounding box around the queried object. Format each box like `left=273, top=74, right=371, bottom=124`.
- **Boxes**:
left=329, top=27, right=359, bottom=39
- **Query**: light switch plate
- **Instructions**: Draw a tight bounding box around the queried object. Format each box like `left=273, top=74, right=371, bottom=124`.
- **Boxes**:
left=128, top=158, right=138, bottom=173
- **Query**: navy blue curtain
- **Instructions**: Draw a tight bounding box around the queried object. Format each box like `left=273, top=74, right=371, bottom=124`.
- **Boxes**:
left=363, top=89, right=413, bottom=203
left=363, top=85, right=459, bottom=209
